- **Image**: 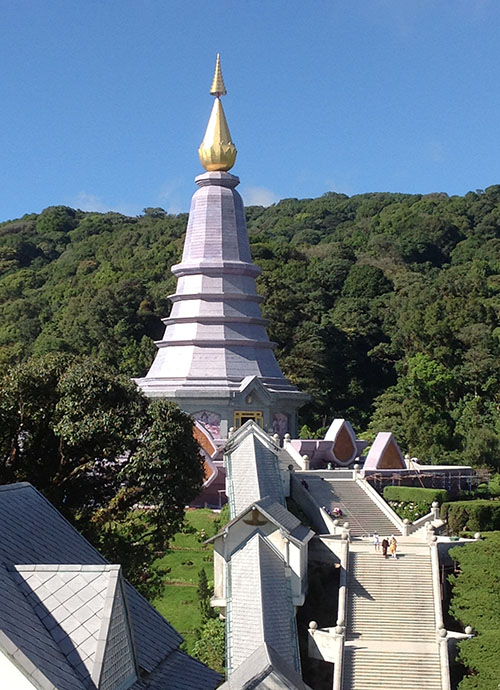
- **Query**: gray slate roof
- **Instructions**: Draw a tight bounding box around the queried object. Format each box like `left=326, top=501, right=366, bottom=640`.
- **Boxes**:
left=219, top=643, right=312, bottom=690
left=0, top=563, right=86, bottom=690
left=13, top=565, right=121, bottom=688
left=226, top=431, right=284, bottom=517
left=0, top=483, right=221, bottom=690
left=227, top=533, right=299, bottom=675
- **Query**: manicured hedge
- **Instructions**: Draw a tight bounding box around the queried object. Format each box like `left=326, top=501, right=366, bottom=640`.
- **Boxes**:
left=449, top=532, right=500, bottom=689
left=441, top=500, right=500, bottom=534
left=383, top=486, right=449, bottom=505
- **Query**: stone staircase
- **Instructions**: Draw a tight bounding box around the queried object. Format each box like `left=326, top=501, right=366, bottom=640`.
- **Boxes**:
left=303, top=477, right=400, bottom=537
left=347, top=551, right=435, bottom=640
left=343, top=649, right=442, bottom=689
left=343, top=547, right=442, bottom=689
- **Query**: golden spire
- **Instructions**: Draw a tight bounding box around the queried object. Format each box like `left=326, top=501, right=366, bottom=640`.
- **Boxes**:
left=210, top=53, right=227, bottom=96
left=199, top=54, right=237, bottom=172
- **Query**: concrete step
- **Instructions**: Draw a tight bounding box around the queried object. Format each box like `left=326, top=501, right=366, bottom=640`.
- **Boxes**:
left=349, top=602, right=435, bottom=610
left=343, top=650, right=442, bottom=689
left=303, top=477, right=402, bottom=536
left=341, top=542, right=442, bottom=689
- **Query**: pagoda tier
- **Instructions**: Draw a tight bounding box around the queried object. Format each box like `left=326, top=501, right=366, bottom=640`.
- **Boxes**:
left=135, top=173, right=307, bottom=408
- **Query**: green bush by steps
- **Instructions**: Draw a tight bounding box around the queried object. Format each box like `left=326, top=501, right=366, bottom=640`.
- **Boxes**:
left=383, top=486, right=449, bottom=504
left=448, top=532, right=500, bottom=689
left=441, top=500, right=500, bottom=534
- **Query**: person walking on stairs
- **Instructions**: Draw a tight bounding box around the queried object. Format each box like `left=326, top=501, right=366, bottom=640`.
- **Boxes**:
left=381, top=537, right=389, bottom=558
left=389, top=535, right=398, bottom=559
left=373, top=533, right=380, bottom=551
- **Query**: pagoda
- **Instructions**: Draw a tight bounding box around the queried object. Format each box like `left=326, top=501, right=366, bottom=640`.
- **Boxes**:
left=136, top=55, right=309, bottom=438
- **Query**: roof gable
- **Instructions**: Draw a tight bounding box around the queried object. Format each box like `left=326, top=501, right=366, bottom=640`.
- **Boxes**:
left=238, top=376, right=273, bottom=403
left=0, top=564, right=85, bottom=690
left=12, top=565, right=137, bottom=690
left=364, top=432, right=405, bottom=470
left=226, top=432, right=284, bottom=517
left=0, top=484, right=221, bottom=689
left=219, top=643, right=312, bottom=690
left=209, top=497, right=314, bottom=550
left=97, top=577, right=137, bottom=690
left=226, top=420, right=277, bottom=452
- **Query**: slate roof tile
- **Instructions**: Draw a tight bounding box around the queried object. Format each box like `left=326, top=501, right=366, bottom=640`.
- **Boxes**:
left=144, top=649, right=222, bottom=690
left=228, top=533, right=299, bottom=674
left=227, top=434, right=284, bottom=517
left=0, top=484, right=221, bottom=689
left=219, top=643, right=312, bottom=690
left=0, top=566, right=86, bottom=690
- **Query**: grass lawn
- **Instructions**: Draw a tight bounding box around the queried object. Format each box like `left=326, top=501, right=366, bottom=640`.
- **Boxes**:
left=152, top=508, right=221, bottom=654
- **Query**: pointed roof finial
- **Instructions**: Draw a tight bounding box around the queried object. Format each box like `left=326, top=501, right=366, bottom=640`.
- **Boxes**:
left=210, top=53, right=227, bottom=97
left=199, top=54, right=237, bottom=172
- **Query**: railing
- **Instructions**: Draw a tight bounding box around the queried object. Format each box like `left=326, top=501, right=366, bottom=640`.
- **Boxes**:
left=355, top=476, right=406, bottom=533
left=406, top=503, right=441, bottom=536
left=333, top=538, right=349, bottom=690
left=290, top=474, right=332, bottom=534
left=429, top=539, right=451, bottom=690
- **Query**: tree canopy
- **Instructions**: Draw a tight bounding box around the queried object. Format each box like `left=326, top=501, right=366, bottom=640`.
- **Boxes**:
left=0, top=353, right=205, bottom=595
left=1, top=188, right=500, bottom=467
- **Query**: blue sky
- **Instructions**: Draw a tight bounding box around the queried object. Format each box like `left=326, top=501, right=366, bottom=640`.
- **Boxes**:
left=0, top=0, right=499, bottom=221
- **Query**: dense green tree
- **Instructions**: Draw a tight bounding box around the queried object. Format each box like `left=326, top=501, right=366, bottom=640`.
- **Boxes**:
left=2, top=190, right=500, bottom=466
left=0, top=354, right=205, bottom=595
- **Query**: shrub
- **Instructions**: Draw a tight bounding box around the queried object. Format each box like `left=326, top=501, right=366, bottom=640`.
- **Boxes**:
left=441, top=500, right=500, bottom=534
left=212, top=503, right=230, bottom=534
left=448, top=532, right=500, bottom=688
left=489, top=473, right=500, bottom=497
left=387, top=500, right=431, bottom=522
left=383, top=486, right=449, bottom=504
left=192, top=617, right=225, bottom=674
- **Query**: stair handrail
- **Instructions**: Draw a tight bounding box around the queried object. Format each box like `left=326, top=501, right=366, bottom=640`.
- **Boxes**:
left=429, top=539, right=452, bottom=690
left=332, top=537, right=349, bottom=690
left=354, top=476, right=406, bottom=533
left=290, top=473, right=334, bottom=534
left=407, top=502, right=441, bottom=535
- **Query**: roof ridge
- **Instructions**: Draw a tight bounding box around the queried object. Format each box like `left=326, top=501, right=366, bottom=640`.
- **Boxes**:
left=0, top=482, right=33, bottom=493
left=91, top=566, right=122, bottom=687
left=0, top=629, right=59, bottom=690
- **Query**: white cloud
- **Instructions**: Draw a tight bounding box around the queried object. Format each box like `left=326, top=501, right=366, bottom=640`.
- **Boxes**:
left=323, top=179, right=355, bottom=196
left=428, top=140, right=445, bottom=164
left=157, top=178, right=185, bottom=215
left=240, top=186, right=279, bottom=207
left=70, top=192, right=139, bottom=216
left=72, top=192, right=110, bottom=212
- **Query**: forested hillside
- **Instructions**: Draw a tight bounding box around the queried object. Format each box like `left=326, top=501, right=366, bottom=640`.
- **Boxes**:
left=2, top=186, right=500, bottom=470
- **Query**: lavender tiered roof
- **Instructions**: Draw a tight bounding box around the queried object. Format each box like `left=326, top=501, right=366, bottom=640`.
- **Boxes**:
left=137, top=170, right=304, bottom=398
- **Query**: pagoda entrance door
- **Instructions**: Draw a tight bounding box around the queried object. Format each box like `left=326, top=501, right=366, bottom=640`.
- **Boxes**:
left=234, top=411, right=264, bottom=428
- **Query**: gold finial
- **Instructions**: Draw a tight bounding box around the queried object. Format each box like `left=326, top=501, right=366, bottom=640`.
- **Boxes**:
left=210, top=53, right=227, bottom=97
left=199, top=54, right=237, bottom=172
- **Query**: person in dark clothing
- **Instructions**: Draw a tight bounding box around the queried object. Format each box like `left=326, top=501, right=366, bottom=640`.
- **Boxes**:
left=381, top=538, right=389, bottom=558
